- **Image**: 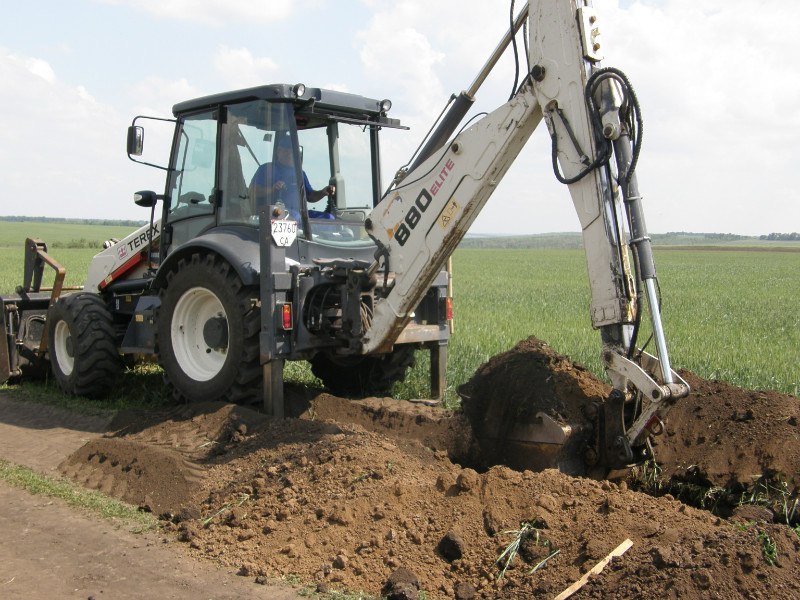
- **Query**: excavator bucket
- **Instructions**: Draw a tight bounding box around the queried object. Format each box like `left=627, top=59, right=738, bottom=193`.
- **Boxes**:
left=458, top=337, right=607, bottom=476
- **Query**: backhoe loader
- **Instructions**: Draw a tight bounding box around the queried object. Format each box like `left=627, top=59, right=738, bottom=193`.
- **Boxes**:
left=1, top=0, right=689, bottom=474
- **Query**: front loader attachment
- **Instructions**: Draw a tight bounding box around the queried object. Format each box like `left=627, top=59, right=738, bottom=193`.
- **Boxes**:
left=1, top=239, right=81, bottom=383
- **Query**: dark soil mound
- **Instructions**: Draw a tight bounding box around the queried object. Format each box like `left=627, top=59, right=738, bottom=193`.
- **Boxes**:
left=60, top=402, right=270, bottom=514
left=172, top=417, right=800, bottom=598
left=653, top=371, right=800, bottom=491
left=458, top=337, right=609, bottom=474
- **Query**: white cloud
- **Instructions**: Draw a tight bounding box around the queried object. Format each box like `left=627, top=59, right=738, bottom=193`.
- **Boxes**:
left=358, top=24, right=445, bottom=125
left=321, top=82, right=350, bottom=93
left=24, top=57, right=56, bottom=83
left=0, top=48, right=170, bottom=220
left=356, top=1, right=514, bottom=125
left=128, top=76, right=200, bottom=117
left=96, top=0, right=294, bottom=25
left=357, top=0, right=800, bottom=235
left=355, top=1, right=513, bottom=195
left=1, top=1, right=796, bottom=234
left=76, top=85, right=96, bottom=103
left=594, top=0, right=800, bottom=234
left=213, top=46, right=280, bottom=88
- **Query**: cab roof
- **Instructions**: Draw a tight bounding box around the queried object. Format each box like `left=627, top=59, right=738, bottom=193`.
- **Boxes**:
left=172, top=84, right=393, bottom=122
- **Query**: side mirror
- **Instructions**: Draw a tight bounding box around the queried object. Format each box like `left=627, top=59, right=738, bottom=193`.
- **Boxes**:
left=127, top=126, right=144, bottom=156
left=134, top=190, right=160, bottom=207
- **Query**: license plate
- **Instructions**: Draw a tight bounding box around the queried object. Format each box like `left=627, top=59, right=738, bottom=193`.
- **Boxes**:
left=271, top=219, right=298, bottom=247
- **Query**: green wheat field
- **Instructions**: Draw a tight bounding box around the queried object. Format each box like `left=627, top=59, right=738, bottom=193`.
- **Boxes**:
left=1, top=220, right=798, bottom=402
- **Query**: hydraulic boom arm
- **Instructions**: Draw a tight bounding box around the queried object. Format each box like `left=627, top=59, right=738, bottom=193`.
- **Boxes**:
left=361, top=0, right=689, bottom=470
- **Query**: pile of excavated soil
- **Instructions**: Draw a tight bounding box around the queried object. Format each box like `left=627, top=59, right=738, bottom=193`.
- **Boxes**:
left=458, top=338, right=608, bottom=475
left=61, top=403, right=271, bottom=515
left=653, top=371, right=800, bottom=491
left=58, top=337, right=800, bottom=598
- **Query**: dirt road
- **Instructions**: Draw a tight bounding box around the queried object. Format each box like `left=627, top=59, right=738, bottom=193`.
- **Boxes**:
left=0, top=395, right=300, bottom=600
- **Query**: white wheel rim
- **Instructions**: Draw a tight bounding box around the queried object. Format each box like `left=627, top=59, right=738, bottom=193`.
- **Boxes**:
left=170, top=286, right=228, bottom=381
left=53, top=320, right=74, bottom=376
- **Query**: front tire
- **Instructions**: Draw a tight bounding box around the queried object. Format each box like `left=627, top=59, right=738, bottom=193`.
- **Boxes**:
left=47, top=293, right=121, bottom=398
left=156, top=253, right=261, bottom=403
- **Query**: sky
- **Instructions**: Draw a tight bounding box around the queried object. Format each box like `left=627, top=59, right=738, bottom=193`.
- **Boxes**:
left=0, top=0, right=797, bottom=236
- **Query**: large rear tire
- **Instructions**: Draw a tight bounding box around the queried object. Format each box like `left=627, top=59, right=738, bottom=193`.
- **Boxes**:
left=47, top=293, right=122, bottom=398
left=311, top=345, right=417, bottom=397
left=156, top=253, right=261, bottom=403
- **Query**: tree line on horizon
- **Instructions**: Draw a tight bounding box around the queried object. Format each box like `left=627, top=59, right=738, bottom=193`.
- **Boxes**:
left=0, top=216, right=146, bottom=228
left=2, top=216, right=796, bottom=243
left=759, top=232, right=800, bottom=241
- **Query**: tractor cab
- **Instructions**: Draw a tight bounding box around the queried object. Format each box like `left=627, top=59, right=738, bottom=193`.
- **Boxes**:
left=129, top=84, right=403, bottom=263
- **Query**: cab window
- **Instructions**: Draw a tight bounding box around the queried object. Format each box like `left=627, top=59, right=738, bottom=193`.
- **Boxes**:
left=167, top=111, right=217, bottom=221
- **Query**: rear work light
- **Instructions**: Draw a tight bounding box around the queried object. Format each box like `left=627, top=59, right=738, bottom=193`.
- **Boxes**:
left=281, top=303, right=293, bottom=330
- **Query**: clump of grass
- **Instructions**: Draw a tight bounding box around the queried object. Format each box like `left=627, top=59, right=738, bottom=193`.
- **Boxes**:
left=739, top=476, right=798, bottom=526
left=298, top=588, right=379, bottom=600
left=629, top=458, right=664, bottom=495
left=496, top=521, right=559, bottom=579
left=732, top=520, right=753, bottom=533
left=699, top=485, right=728, bottom=512
left=2, top=361, right=172, bottom=416
left=756, top=530, right=778, bottom=566
left=730, top=521, right=778, bottom=565
left=351, top=471, right=374, bottom=484
left=630, top=464, right=799, bottom=532
left=201, top=492, right=251, bottom=526
left=0, top=459, right=157, bottom=532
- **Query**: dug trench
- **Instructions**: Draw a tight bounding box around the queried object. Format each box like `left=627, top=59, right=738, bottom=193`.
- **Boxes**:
left=58, top=337, right=800, bottom=599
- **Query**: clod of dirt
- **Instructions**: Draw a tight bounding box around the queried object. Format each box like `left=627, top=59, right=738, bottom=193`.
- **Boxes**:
left=382, top=567, right=421, bottom=600
left=731, top=504, right=774, bottom=524
left=59, top=438, right=203, bottom=515
left=437, top=530, right=465, bottom=562
left=454, top=581, right=477, bottom=600
left=58, top=402, right=269, bottom=514
left=304, top=393, right=475, bottom=460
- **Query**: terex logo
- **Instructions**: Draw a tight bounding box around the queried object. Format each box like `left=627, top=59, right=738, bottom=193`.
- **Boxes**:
left=395, top=159, right=455, bottom=247
left=126, top=222, right=160, bottom=253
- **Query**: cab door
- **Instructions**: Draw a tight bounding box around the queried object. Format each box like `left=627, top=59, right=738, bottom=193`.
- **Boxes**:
left=164, top=110, right=218, bottom=252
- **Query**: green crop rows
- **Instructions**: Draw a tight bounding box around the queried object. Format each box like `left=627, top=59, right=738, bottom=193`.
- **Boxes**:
left=0, top=221, right=136, bottom=292
left=0, top=220, right=136, bottom=248
left=413, top=247, right=800, bottom=401
left=2, top=223, right=798, bottom=402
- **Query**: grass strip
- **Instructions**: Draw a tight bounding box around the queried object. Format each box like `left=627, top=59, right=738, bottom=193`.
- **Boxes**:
left=0, top=459, right=158, bottom=532
left=0, top=362, right=172, bottom=416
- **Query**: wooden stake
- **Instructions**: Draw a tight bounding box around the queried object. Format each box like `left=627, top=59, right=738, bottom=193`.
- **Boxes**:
left=553, top=538, right=633, bottom=600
